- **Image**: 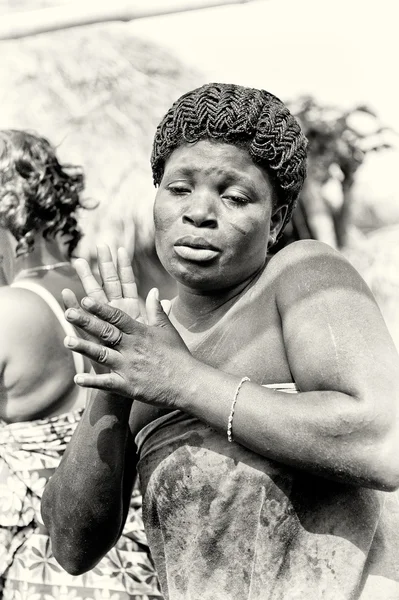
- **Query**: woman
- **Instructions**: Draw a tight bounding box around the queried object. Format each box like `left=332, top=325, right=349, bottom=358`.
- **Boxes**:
left=43, top=84, right=399, bottom=600
left=0, top=130, right=161, bottom=599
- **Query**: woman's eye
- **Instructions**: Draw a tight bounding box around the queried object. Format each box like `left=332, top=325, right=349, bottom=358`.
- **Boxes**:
left=168, top=186, right=191, bottom=195
left=222, top=194, right=249, bottom=205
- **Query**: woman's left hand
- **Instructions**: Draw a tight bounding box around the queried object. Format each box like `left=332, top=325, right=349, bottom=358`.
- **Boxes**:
left=64, top=287, right=193, bottom=409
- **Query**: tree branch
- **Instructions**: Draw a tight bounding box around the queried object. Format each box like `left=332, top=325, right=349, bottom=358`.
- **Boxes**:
left=0, top=0, right=256, bottom=41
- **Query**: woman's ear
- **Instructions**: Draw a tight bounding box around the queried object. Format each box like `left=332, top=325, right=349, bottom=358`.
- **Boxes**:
left=268, top=204, right=289, bottom=247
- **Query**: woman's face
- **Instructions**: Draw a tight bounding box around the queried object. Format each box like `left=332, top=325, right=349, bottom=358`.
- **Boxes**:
left=154, top=140, right=285, bottom=292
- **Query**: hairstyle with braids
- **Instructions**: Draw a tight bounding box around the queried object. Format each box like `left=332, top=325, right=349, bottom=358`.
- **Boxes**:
left=151, top=83, right=308, bottom=240
left=0, top=130, right=87, bottom=258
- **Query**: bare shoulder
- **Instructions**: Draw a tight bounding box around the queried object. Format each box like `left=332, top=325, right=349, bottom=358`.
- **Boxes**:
left=0, top=285, right=63, bottom=347
left=0, top=284, right=54, bottom=322
left=267, top=240, right=399, bottom=396
left=267, top=240, right=375, bottom=311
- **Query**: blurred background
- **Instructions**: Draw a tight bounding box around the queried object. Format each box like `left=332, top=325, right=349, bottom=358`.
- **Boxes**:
left=0, top=0, right=398, bottom=345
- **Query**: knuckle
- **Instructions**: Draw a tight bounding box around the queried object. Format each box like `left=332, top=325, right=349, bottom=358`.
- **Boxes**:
left=108, top=307, right=124, bottom=326
left=100, top=322, right=114, bottom=341
left=97, top=346, right=108, bottom=363
left=79, top=315, right=91, bottom=330
left=80, top=311, right=89, bottom=325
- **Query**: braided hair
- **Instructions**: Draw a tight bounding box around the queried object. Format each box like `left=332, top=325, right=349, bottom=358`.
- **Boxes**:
left=151, top=83, right=308, bottom=239
left=0, top=130, right=86, bottom=257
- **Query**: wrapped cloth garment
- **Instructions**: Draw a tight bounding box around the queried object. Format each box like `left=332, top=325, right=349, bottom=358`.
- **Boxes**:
left=137, top=390, right=399, bottom=600
left=0, top=410, right=162, bottom=600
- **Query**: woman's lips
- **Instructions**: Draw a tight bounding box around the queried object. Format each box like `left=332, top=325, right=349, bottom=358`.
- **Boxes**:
left=174, top=245, right=220, bottom=262
left=174, top=235, right=220, bottom=262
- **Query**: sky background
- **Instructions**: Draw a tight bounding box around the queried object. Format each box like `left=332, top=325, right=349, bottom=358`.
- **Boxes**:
left=130, top=0, right=398, bottom=129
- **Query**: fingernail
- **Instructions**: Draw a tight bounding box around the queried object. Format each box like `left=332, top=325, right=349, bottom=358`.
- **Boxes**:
left=74, top=375, right=84, bottom=385
left=65, top=336, right=77, bottom=348
left=65, top=308, right=78, bottom=320
left=82, top=297, right=95, bottom=309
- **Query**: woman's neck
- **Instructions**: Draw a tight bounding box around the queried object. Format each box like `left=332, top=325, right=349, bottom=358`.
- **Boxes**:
left=14, top=238, right=68, bottom=279
left=172, top=264, right=265, bottom=333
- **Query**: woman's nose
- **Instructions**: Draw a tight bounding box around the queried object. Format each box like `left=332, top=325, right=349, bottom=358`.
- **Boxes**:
left=182, top=193, right=217, bottom=228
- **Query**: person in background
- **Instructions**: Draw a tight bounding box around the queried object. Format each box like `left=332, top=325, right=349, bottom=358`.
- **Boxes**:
left=43, top=83, right=399, bottom=600
left=0, top=130, right=161, bottom=599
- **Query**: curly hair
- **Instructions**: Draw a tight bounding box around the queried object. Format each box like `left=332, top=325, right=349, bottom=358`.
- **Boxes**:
left=151, top=83, right=308, bottom=240
left=0, top=130, right=86, bottom=257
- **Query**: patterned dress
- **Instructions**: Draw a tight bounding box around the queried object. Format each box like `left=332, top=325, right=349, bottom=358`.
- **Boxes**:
left=0, top=410, right=162, bottom=600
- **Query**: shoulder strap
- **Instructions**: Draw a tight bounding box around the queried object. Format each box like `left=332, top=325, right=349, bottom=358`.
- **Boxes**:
left=10, top=280, right=85, bottom=375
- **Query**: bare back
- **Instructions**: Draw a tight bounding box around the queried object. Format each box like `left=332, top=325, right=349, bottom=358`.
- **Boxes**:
left=0, top=269, right=88, bottom=423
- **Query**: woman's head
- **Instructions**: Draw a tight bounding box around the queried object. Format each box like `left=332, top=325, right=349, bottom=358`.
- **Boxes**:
left=0, top=130, right=86, bottom=258
left=151, top=82, right=308, bottom=240
left=152, top=83, right=308, bottom=292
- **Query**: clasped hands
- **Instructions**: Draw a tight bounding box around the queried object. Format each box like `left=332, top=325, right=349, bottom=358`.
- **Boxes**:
left=63, top=244, right=190, bottom=407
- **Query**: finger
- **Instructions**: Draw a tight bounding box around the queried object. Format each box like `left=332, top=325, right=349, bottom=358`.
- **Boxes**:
left=64, top=335, right=119, bottom=367
left=81, top=296, right=138, bottom=334
left=61, top=288, right=80, bottom=310
left=62, top=289, right=95, bottom=343
left=117, top=247, right=139, bottom=300
left=65, top=306, right=123, bottom=347
left=160, top=299, right=172, bottom=317
left=73, top=371, right=125, bottom=394
left=146, top=288, right=170, bottom=328
left=97, top=244, right=123, bottom=301
left=74, top=258, right=107, bottom=303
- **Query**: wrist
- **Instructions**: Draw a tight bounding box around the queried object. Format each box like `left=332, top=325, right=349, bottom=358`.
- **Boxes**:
left=171, top=361, right=249, bottom=434
left=168, top=352, right=199, bottom=411
left=89, top=390, right=133, bottom=421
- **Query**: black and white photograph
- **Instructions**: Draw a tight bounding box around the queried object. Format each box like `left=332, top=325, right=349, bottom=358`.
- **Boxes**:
left=0, top=1, right=398, bottom=598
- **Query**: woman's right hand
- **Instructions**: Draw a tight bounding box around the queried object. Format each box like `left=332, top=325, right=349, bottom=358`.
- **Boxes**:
left=63, top=245, right=146, bottom=374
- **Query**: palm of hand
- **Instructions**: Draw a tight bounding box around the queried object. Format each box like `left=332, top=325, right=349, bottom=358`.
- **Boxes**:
left=109, top=297, right=142, bottom=322
left=64, top=246, right=143, bottom=373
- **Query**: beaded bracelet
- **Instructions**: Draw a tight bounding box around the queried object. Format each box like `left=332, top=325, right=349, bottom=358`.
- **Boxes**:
left=227, top=376, right=250, bottom=443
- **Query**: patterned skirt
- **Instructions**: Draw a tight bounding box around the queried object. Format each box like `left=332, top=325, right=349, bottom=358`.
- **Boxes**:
left=0, top=410, right=162, bottom=600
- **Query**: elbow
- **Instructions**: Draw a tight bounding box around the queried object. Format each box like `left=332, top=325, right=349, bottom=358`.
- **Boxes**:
left=61, top=563, right=86, bottom=577
left=41, top=485, right=111, bottom=575
left=368, top=470, right=399, bottom=493
left=345, top=395, right=399, bottom=491
left=51, top=541, right=99, bottom=576
left=358, top=427, right=399, bottom=491
left=371, top=437, right=399, bottom=492
left=54, top=554, right=90, bottom=577
left=46, top=522, right=111, bottom=576
left=365, top=466, right=399, bottom=492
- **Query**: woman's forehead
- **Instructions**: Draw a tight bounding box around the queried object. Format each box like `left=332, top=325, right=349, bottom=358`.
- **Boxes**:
left=164, top=139, right=270, bottom=183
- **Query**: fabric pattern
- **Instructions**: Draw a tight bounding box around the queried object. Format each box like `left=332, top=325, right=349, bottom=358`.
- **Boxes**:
left=0, top=410, right=162, bottom=600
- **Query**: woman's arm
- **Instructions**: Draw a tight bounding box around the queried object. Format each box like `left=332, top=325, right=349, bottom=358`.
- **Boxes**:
left=179, top=242, right=399, bottom=490
left=175, top=243, right=399, bottom=490
left=42, top=245, right=145, bottom=574
left=66, top=242, right=399, bottom=491
left=41, top=390, right=135, bottom=575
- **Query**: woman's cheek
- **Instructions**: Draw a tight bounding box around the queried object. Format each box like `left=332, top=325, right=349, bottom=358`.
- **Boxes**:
left=154, top=196, right=176, bottom=232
